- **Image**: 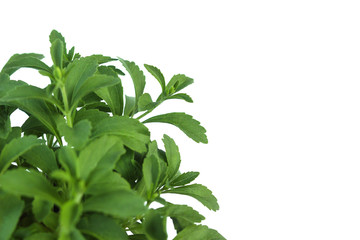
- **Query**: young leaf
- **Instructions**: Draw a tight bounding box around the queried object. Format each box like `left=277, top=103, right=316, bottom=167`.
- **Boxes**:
left=143, top=209, right=167, bottom=240
left=58, top=119, right=92, bottom=149
left=170, top=171, right=200, bottom=186
left=143, top=143, right=161, bottom=199
left=114, top=150, right=139, bottom=186
left=92, top=116, right=150, bottom=153
left=166, top=74, right=194, bottom=94
left=78, top=135, right=125, bottom=180
left=74, top=108, right=109, bottom=127
left=0, top=192, right=24, bottom=240
left=163, top=184, right=219, bottom=211
left=57, top=146, right=78, bottom=178
left=49, top=30, right=67, bottom=53
left=83, top=190, right=147, bottom=219
left=70, top=74, right=121, bottom=110
left=144, top=64, right=166, bottom=92
left=1, top=53, right=52, bottom=76
left=64, top=57, right=98, bottom=107
left=0, top=135, right=43, bottom=174
left=160, top=204, right=205, bottom=225
left=162, top=134, right=181, bottom=180
left=77, top=213, right=128, bottom=240
left=124, top=95, right=136, bottom=116
left=0, top=168, right=63, bottom=205
left=86, top=171, right=130, bottom=196
left=90, top=54, right=117, bottom=64
left=22, top=145, right=58, bottom=174
left=173, top=225, right=226, bottom=240
left=143, top=112, right=208, bottom=143
left=118, top=58, right=145, bottom=104
left=166, top=93, right=193, bottom=103
left=50, top=39, right=64, bottom=68
left=1, top=84, right=63, bottom=109
left=94, top=71, right=123, bottom=116
left=32, top=197, right=52, bottom=222
left=5, top=98, right=64, bottom=141
left=138, top=93, right=155, bottom=112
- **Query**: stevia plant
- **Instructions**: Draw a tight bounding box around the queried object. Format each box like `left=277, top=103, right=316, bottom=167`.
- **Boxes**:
left=0, top=30, right=225, bottom=240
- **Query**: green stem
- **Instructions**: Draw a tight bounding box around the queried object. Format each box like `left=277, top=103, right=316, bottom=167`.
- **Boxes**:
left=136, top=100, right=162, bottom=120
left=60, top=85, right=73, bottom=127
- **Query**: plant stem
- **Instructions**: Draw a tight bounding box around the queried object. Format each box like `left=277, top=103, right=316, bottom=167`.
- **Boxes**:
left=60, top=85, right=73, bottom=127
left=136, top=100, right=163, bottom=120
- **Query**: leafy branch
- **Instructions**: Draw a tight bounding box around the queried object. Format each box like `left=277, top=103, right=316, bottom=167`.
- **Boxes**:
left=0, top=30, right=224, bottom=240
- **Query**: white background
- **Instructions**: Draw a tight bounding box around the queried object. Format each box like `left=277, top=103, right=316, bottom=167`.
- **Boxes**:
left=1, top=1, right=360, bottom=239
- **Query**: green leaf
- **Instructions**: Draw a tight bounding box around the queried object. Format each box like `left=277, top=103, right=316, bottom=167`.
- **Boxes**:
left=138, top=93, right=155, bottom=112
left=86, top=171, right=130, bottom=195
left=0, top=135, right=43, bottom=173
left=0, top=110, right=11, bottom=139
left=92, top=116, right=150, bottom=153
left=78, top=135, right=125, bottom=180
left=0, top=79, right=27, bottom=99
left=173, top=225, right=226, bottom=240
left=50, top=169, right=72, bottom=183
left=162, top=134, right=181, bottom=180
left=128, top=235, right=147, bottom=240
left=5, top=98, right=64, bottom=141
left=50, top=39, right=64, bottom=68
left=0, top=192, right=24, bottom=240
left=59, top=201, right=82, bottom=239
left=94, top=72, right=123, bottom=116
left=32, top=198, right=52, bottom=222
left=64, top=57, right=98, bottom=108
left=143, top=142, right=161, bottom=199
left=90, top=54, right=116, bottom=64
left=0, top=72, right=10, bottom=83
left=144, top=64, right=165, bottom=92
left=22, top=145, right=58, bottom=174
left=77, top=213, right=128, bottom=240
left=161, top=204, right=205, bottom=225
left=143, top=209, right=167, bottom=240
left=21, top=116, right=51, bottom=137
left=143, top=112, right=208, bottom=143
left=70, top=74, right=121, bottom=110
left=49, top=30, right=67, bottom=53
left=1, top=53, right=52, bottom=76
left=12, top=223, right=49, bottom=239
left=1, top=84, right=63, bottom=108
left=83, top=190, right=147, bottom=219
left=0, top=127, right=21, bottom=151
left=167, top=93, right=193, bottom=103
left=0, top=168, right=63, bottom=205
left=124, top=95, right=135, bottom=116
left=57, top=146, right=77, bottom=178
left=58, top=119, right=92, bottom=149
left=24, top=233, right=56, bottom=240
left=43, top=211, right=59, bottom=231
left=118, top=58, right=145, bottom=105
left=170, top=171, right=200, bottom=186
left=74, top=109, right=109, bottom=127
left=163, top=184, right=219, bottom=211
left=114, top=150, right=139, bottom=186
left=166, top=74, right=194, bottom=94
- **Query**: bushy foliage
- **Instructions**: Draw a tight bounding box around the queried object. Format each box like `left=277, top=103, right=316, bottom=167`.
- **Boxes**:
left=0, top=30, right=225, bottom=240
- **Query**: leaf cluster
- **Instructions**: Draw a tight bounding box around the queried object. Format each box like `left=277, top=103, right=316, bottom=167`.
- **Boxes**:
left=0, top=30, right=225, bottom=240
